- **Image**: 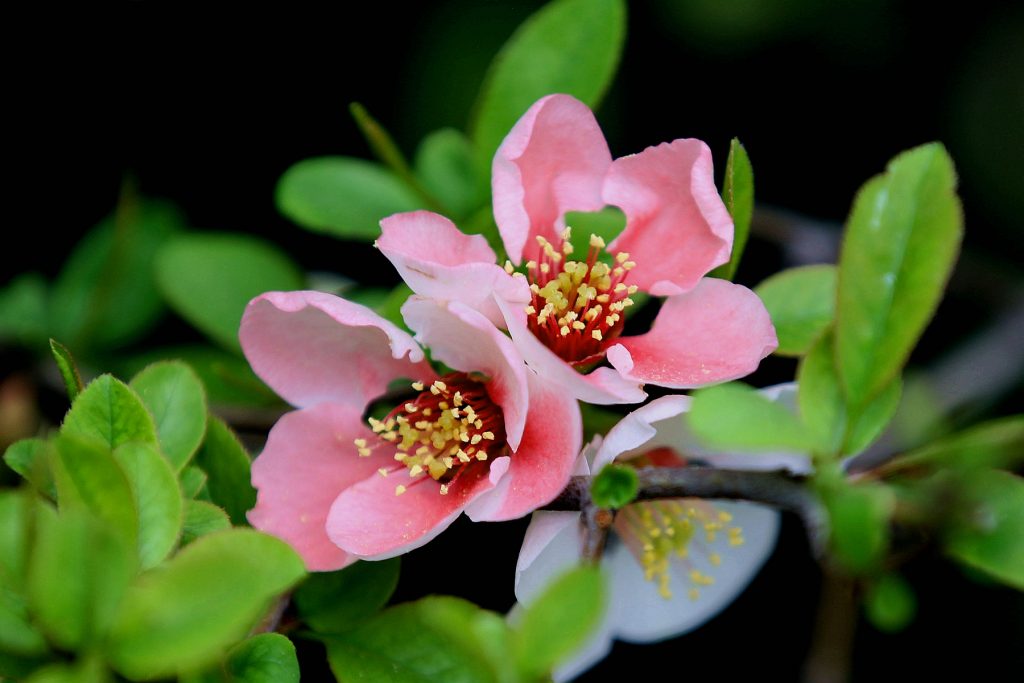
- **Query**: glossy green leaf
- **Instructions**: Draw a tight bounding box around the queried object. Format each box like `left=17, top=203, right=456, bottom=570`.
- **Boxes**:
left=0, top=273, right=48, bottom=346
left=50, top=198, right=185, bottom=350
left=415, top=128, right=486, bottom=219
left=180, top=465, right=209, bottom=499
left=710, top=138, right=754, bottom=280
left=193, top=417, right=256, bottom=526
left=836, top=143, right=963, bottom=406
left=892, top=416, right=1024, bottom=472
left=49, top=339, right=83, bottom=401
left=181, top=500, right=231, bottom=546
left=590, top=464, right=638, bottom=510
left=3, top=438, right=55, bottom=498
left=945, top=469, right=1024, bottom=590
left=470, top=0, right=626, bottom=166
left=513, top=566, right=606, bottom=679
left=156, top=234, right=304, bottom=352
left=112, top=443, right=184, bottom=569
left=106, top=529, right=305, bottom=680
left=864, top=573, right=916, bottom=633
left=295, top=558, right=400, bottom=634
left=61, top=374, right=158, bottom=450
left=754, top=265, right=836, bottom=356
left=843, top=375, right=902, bottom=457
left=276, top=157, right=423, bottom=241
left=225, top=633, right=300, bottom=683
left=28, top=505, right=135, bottom=650
left=130, top=361, right=208, bottom=470
left=688, top=382, right=816, bottom=452
left=797, top=332, right=846, bottom=457
left=824, top=483, right=894, bottom=574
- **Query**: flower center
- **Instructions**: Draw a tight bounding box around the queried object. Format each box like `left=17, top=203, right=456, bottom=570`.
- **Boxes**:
left=614, top=499, right=745, bottom=600
left=355, top=373, right=507, bottom=496
left=511, top=230, right=638, bottom=365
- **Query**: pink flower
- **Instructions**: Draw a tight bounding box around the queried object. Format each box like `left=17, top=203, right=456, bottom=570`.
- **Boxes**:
left=241, top=291, right=582, bottom=570
left=377, top=94, right=777, bottom=405
left=516, top=387, right=809, bottom=680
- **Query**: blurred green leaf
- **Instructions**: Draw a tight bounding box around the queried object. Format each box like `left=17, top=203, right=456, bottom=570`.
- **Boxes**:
left=350, top=103, right=440, bottom=210
left=276, top=157, right=423, bottom=241
left=0, top=491, right=48, bottom=657
left=864, top=573, right=916, bottom=633
left=710, top=138, right=754, bottom=280
left=326, top=596, right=512, bottom=683
left=225, top=633, right=300, bottom=683
left=689, top=382, right=815, bottom=452
left=181, top=501, right=231, bottom=547
left=754, top=265, right=836, bottom=357
left=843, top=375, right=901, bottom=457
left=295, top=558, right=400, bottom=635
left=0, top=651, right=52, bottom=681
left=0, top=273, right=48, bottom=346
left=49, top=339, right=84, bottom=402
left=111, top=443, right=184, bottom=569
left=513, top=566, right=606, bottom=680
left=24, top=657, right=109, bottom=683
left=797, top=332, right=846, bottom=457
left=836, top=143, right=962, bottom=407
left=156, top=234, right=304, bottom=352
left=590, top=464, right=638, bottom=510
left=193, top=417, right=256, bottom=526
left=106, top=529, right=305, bottom=680
left=130, top=361, right=208, bottom=471
left=61, top=374, right=158, bottom=450
left=824, top=482, right=894, bottom=574
left=945, top=469, right=1024, bottom=590
left=415, top=128, right=487, bottom=219
left=180, top=465, right=209, bottom=499
left=891, top=416, right=1024, bottom=472
left=564, top=207, right=627, bottom=260
left=50, top=198, right=185, bottom=350
left=3, top=438, right=56, bottom=498
left=470, top=0, right=626, bottom=166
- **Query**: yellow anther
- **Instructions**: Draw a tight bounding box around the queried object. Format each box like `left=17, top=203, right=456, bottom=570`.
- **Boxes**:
left=482, top=431, right=495, bottom=440
left=524, top=305, right=536, bottom=315
left=476, top=451, right=488, bottom=461
left=504, top=261, right=515, bottom=274
left=623, top=261, right=636, bottom=270
left=357, top=447, right=372, bottom=457
left=616, top=251, right=630, bottom=263
left=591, top=330, right=603, bottom=342
left=378, top=468, right=389, bottom=477
left=560, top=325, right=570, bottom=336
left=614, top=282, right=628, bottom=293
left=627, top=285, right=639, bottom=294
left=453, top=392, right=463, bottom=406
left=710, top=553, right=722, bottom=566
left=422, top=408, right=432, bottom=416
left=440, top=484, right=450, bottom=495
left=540, top=262, right=550, bottom=274
left=411, top=381, right=424, bottom=391
left=470, top=434, right=482, bottom=445
left=409, top=465, right=424, bottom=477
left=590, top=234, right=606, bottom=248
left=394, top=485, right=406, bottom=496
left=404, top=403, right=418, bottom=413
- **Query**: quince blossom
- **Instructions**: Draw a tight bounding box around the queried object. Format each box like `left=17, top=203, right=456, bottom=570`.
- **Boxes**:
left=241, top=291, right=581, bottom=570
left=377, top=94, right=777, bottom=405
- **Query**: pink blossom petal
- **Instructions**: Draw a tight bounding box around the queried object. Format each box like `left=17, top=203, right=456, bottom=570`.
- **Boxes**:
left=240, top=291, right=435, bottom=409
left=606, top=278, right=777, bottom=389
left=592, top=395, right=691, bottom=471
left=326, top=459, right=509, bottom=560
left=402, top=297, right=530, bottom=449
left=466, top=372, right=582, bottom=522
left=377, top=211, right=528, bottom=325
left=493, top=94, right=612, bottom=264
left=515, top=511, right=582, bottom=591
left=247, top=403, right=382, bottom=571
left=605, top=139, right=733, bottom=296
left=495, top=296, right=646, bottom=405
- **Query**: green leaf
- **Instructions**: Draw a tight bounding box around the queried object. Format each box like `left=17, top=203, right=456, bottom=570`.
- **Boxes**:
left=180, top=465, right=209, bottom=499
left=181, top=500, right=231, bottom=547
left=350, top=103, right=439, bottom=210
left=797, top=332, right=846, bottom=457
left=754, top=265, right=837, bottom=357
left=24, top=657, right=109, bottom=683
left=892, top=416, right=1024, bottom=472
left=836, top=143, right=963, bottom=406
left=50, top=197, right=185, bottom=350
left=843, top=375, right=902, bottom=457
left=61, top=374, right=158, bottom=450
left=513, top=566, right=606, bottom=679
left=0, top=651, right=52, bottom=681
left=276, top=157, right=423, bottom=241
left=106, top=529, right=305, bottom=680
left=295, top=558, right=400, bottom=634
left=326, top=596, right=511, bottom=683
left=112, top=442, right=184, bottom=569
left=0, top=491, right=48, bottom=656
left=156, top=234, right=304, bottom=352
left=470, top=0, right=626, bottom=166
left=688, top=382, right=815, bottom=452
left=3, top=438, right=56, bottom=498
left=193, top=417, right=256, bottom=526
left=710, top=138, right=754, bottom=280
left=0, top=273, right=48, bottom=346
left=945, top=469, right=1024, bottom=590
left=590, top=464, right=638, bottom=510
left=225, top=633, right=300, bottom=683
left=49, top=339, right=84, bottom=401
left=823, top=483, right=894, bottom=574
left=130, top=361, right=208, bottom=470
left=564, top=207, right=627, bottom=259
left=415, top=129, right=487, bottom=219
left=28, top=505, right=135, bottom=650
left=864, top=573, right=916, bottom=633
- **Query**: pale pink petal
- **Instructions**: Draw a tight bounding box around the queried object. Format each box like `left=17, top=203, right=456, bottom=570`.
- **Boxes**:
left=247, top=403, right=382, bottom=571
left=515, top=510, right=582, bottom=591
left=240, top=291, right=435, bottom=409
left=592, top=395, right=691, bottom=471
left=496, top=296, right=646, bottom=405
left=606, top=278, right=777, bottom=389
left=493, top=94, right=612, bottom=264
left=605, top=139, right=733, bottom=296
left=401, top=297, right=530, bottom=449
left=326, top=458, right=509, bottom=560
left=376, top=211, right=528, bottom=325
left=466, top=372, right=582, bottom=522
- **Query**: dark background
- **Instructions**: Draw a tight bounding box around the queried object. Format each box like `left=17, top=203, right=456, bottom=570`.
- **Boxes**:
left=6, top=0, right=1024, bottom=679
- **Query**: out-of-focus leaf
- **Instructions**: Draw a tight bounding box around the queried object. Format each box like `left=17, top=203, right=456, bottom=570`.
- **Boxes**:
left=415, top=128, right=486, bottom=219
left=193, top=417, right=255, bottom=526
left=0, top=491, right=48, bottom=657
left=945, top=469, right=1024, bottom=590
left=864, top=573, right=916, bottom=633
left=0, top=273, right=48, bottom=346
left=224, top=633, right=300, bottom=683
left=470, top=0, right=626, bottom=166
left=49, top=339, right=84, bottom=401
left=689, top=382, right=816, bottom=452
left=295, top=558, right=400, bottom=634
left=710, top=138, right=754, bottom=280
left=276, top=157, right=423, bottom=241
left=180, top=465, right=209, bottom=499
left=24, top=657, right=109, bottom=683
left=843, top=375, right=902, bottom=457
left=105, top=530, right=305, bottom=680
left=112, top=443, right=184, bottom=569
left=754, top=265, right=836, bottom=357
left=797, top=332, right=846, bottom=457
left=824, top=482, right=894, bottom=574
left=590, top=464, right=638, bottom=510
left=350, top=103, right=439, bottom=210
left=130, top=361, right=208, bottom=470
left=61, top=374, right=158, bottom=450
left=891, top=416, right=1024, bottom=472
left=564, top=207, right=627, bottom=260
left=3, top=438, right=55, bottom=498
left=181, top=501, right=231, bottom=547
left=836, top=143, right=962, bottom=406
